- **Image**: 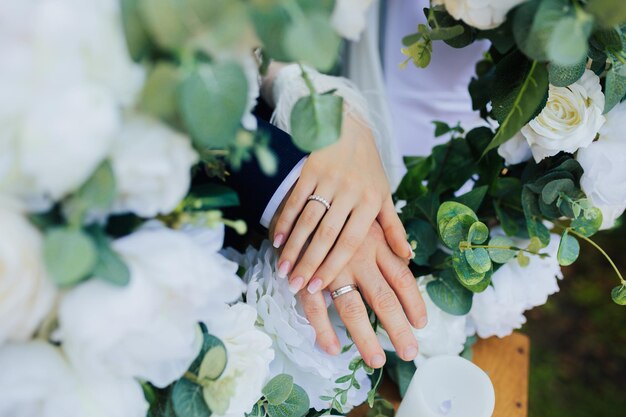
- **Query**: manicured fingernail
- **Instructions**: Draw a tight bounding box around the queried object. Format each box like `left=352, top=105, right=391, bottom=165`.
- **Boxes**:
left=307, top=278, right=323, bottom=294
left=404, top=345, right=419, bottom=360
left=417, top=316, right=428, bottom=329
left=289, top=276, right=304, bottom=294
left=371, top=354, right=385, bottom=368
left=273, top=233, right=284, bottom=248
left=277, top=261, right=290, bottom=279
left=327, top=343, right=341, bottom=356
left=406, top=241, right=413, bottom=258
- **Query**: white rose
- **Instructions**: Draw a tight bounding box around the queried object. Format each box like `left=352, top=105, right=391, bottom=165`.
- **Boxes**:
left=468, top=234, right=562, bottom=338
left=203, top=304, right=274, bottom=417
left=0, top=0, right=144, bottom=207
left=0, top=199, right=56, bottom=346
left=58, top=225, right=244, bottom=388
left=377, top=276, right=467, bottom=364
left=432, top=0, right=526, bottom=30
left=110, top=116, right=198, bottom=217
left=229, top=242, right=370, bottom=412
left=331, top=0, right=373, bottom=41
left=577, top=100, right=626, bottom=229
left=521, top=70, right=605, bottom=162
left=0, top=341, right=148, bottom=417
left=497, top=131, right=532, bottom=165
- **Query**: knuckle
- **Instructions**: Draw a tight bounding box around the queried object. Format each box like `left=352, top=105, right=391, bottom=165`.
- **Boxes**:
left=302, top=298, right=327, bottom=318
left=362, top=190, right=380, bottom=205
left=301, top=209, right=320, bottom=229
left=368, top=223, right=385, bottom=241
left=341, top=234, right=361, bottom=251
left=319, top=224, right=339, bottom=241
left=394, top=267, right=416, bottom=289
left=391, top=327, right=416, bottom=344
left=340, top=296, right=366, bottom=321
left=372, top=289, right=399, bottom=314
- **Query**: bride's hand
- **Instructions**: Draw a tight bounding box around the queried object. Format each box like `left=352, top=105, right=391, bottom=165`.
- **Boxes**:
left=272, top=113, right=411, bottom=294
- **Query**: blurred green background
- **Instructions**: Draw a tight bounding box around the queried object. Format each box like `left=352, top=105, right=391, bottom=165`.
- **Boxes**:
left=525, top=222, right=626, bottom=417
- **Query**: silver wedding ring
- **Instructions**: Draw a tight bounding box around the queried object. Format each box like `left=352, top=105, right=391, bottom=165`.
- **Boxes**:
left=330, top=284, right=358, bottom=300
left=307, top=194, right=331, bottom=210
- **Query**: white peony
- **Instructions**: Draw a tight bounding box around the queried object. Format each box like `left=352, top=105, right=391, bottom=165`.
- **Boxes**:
left=203, top=304, right=274, bottom=417
left=331, top=0, right=373, bottom=41
left=0, top=341, right=148, bottom=417
left=229, top=242, right=371, bottom=411
left=521, top=70, right=605, bottom=162
left=57, top=225, right=244, bottom=388
left=497, top=131, right=532, bottom=165
left=468, top=234, right=562, bottom=338
left=0, top=199, right=56, bottom=346
left=0, top=0, right=144, bottom=207
left=432, top=0, right=526, bottom=30
left=109, top=115, right=198, bottom=217
left=577, top=100, right=626, bottom=229
left=377, top=276, right=467, bottom=365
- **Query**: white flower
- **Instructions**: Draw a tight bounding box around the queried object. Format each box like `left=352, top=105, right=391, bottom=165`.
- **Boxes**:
left=203, top=304, right=274, bottom=417
left=331, top=0, right=373, bottom=41
left=240, top=55, right=260, bottom=131
left=521, top=70, right=605, bottom=162
left=0, top=199, right=56, bottom=346
left=432, top=0, right=526, bottom=30
left=110, top=115, right=198, bottom=217
left=468, top=234, right=562, bottom=338
left=58, top=225, right=243, bottom=388
left=498, top=131, right=532, bottom=165
left=0, top=341, right=148, bottom=417
left=377, top=276, right=467, bottom=364
left=0, top=0, right=144, bottom=207
left=577, top=100, right=626, bottom=229
left=229, top=242, right=371, bottom=412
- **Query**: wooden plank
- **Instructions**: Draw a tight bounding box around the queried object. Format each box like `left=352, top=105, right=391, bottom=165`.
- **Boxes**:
left=348, top=332, right=529, bottom=417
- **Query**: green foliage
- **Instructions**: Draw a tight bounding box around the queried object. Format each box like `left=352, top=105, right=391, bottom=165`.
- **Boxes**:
left=88, top=227, right=130, bottom=286
left=453, top=186, right=488, bottom=213
left=43, top=227, right=98, bottom=287
left=586, top=0, right=626, bottom=27
left=611, top=284, right=626, bottom=305
left=290, top=89, right=344, bottom=152
left=139, top=63, right=181, bottom=124
left=548, top=60, right=586, bottom=87
left=198, top=340, right=228, bottom=381
left=604, top=59, right=626, bottom=113
left=427, top=270, right=473, bottom=315
left=180, top=62, right=248, bottom=149
left=284, top=14, right=341, bottom=71
left=406, top=219, right=438, bottom=266
left=488, top=236, right=517, bottom=264
left=558, top=231, right=580, bottom=266
left=64, top=162, right=116, bottom=226
left=263, top=374, right=294, bottom=406
left=172, top=378, right=212, bottom=417
left=183, top=184, right=240, bottom=211
left=546, top=11, right=594, bottom=66
left=383, top=352, right=416, bottom=398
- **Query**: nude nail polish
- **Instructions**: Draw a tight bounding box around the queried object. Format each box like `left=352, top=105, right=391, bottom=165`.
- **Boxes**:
left=417, top=316, right=428, bottom=329
left=273, top=233, right=285, bottom=248
left=404, top=345, right=419, bottom=360
left=307, top=278, right=323, bottom=294
left=371, top=354, right=385, bottom=368
left=277, top=261, right=290, bottom=279
left=289, top=276, right=304, bottom=294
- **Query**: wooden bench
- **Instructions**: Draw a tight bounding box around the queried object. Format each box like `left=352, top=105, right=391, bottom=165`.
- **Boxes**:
left=349, top=332, right=530, bottom=417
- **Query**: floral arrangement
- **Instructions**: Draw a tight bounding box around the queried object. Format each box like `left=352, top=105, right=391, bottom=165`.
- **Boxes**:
left=1, top=1, right=625, bottom=417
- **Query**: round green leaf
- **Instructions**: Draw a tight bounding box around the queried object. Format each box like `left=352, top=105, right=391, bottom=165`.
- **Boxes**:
left=557, top=231, right=580, bottom=266
left=198, top=340, right=228, bottom=381
left=172, top=378, right=212, bottom=417
left=487, top=236, right=517, bottom=264
left=548, top=60, right=586, bottom=87
left=426, top=270, right=473, bottom=316
left=262, top=374, right=294, bottom=406
left=406, top=219, right=438, bottom=266
left=180, top=62, right=248, bottom=149
left=611, top=285, right=626, bottom=305
left=464, top=248, right=492, bottom=274
left=138, top=62, right=180, bottom=123
left=547, top=15, right=593, bottom=66
left=266, top=383, right=310, bottom=417
left=89, top=227, right=130, bottom=286
left=284, top=14, right=341, bottom=71
left=43, top=228, right=98, bottom=287
left=541, top=178, right=575, bottom=204
left=290, top=93, right=343, bottom=152
left=468, top=221, right=489, bottom=244
left=571, top=207, right=603, bottom=237
left=441, top=214, right=477, bottom=249
left=452, top=251, right=486, bottom=286
left=437, top=202, right=478, bottom=235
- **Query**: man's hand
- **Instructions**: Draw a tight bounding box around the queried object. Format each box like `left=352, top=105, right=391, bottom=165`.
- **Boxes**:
left=297, top=222, right=427, bottom=368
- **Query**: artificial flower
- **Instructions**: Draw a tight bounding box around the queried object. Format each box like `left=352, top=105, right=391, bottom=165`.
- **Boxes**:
left=432, top=0, right=526, bottom=30
left=331, top=0, right=373, bottom=41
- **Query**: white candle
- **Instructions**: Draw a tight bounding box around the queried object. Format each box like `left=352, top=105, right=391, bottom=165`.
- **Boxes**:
left=395, top=355, right=495, bottom=417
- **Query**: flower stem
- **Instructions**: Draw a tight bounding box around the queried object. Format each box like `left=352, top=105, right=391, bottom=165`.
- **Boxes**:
left=566, top=228, right=626, bottom=285
left=184, top=371, right=202, bottom=385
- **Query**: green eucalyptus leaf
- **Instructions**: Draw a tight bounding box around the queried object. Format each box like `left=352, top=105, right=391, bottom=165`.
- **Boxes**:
left=468, top=222, right=489, bottom=244
left=429, top=25, right=465, bottom=41
left=64, top=161, right=116, bottom=225
left=517, top=251, right=530, bottom=267
left=172, top=378, right=212, bottom=417
left=527, top=236, right=544, bottom=253
left=89, top=227, right=130, bottom=286
left=138, top=0, right=190, bottom=51
left=138, top=63, right=180, bottom=123
left=441, top=214, right=478, bottom=249
left=185, top=184, right=240, bottom=211
left=452, top=251, right=487, bottom=286
left=604, top=62, right=626, bottom=114
left=460, top=270, right=492, bottom=293
left=406, top=219, right=438, bottom=266
left=426, top=270, right=473, bottom=315
left=121, top=0, right=151, bottom=61
left=396, top=156, right=432, bottom=201
left=547, top=14, right=593, bottom=66
left=436, top=201, right=478, bottom=236
left=541, top=178, right=576, bottom=204
left=284, top=14, right=341, bottom=71
left=586, top=0, right=626, bottom=27
left=263, top=374, right=294, bottom=406
left=493, top=202, right=520, bottom=237
left=464, top=248, right=492, bottom=274
left=611, top=284, right=626, bottom=305
left=198, top=340, right=228, bottom=381
left=548, top=60, right=586, bottom=87
left=266, top=383, right=309, bottom=417
left=189, top=332, right=224, bottom=373
left=290, top=93, right=343, bottom=152
left=513, top=0, right=571, bottom=62
left=487, top=236, right=517, bottom=263
left=527, top=217, right=551, bottom=247
left=43, top=228, right=98, bottom=287
left=571, top=208, right=603, bottom=237
left=557, top=231, right=580, bottom=266
left=180, top=62, right=248, bottom=149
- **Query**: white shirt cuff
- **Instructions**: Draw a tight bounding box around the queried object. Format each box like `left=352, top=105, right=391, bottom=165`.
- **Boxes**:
left=260, top=157, right=308, bottom=228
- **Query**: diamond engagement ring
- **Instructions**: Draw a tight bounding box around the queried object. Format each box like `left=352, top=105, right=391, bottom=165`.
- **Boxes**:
left=307, top=194, right=331, bottom=210
left=330, top=284, right=358, bottom=300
